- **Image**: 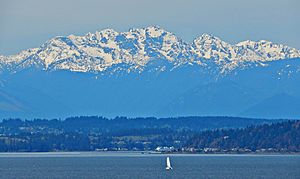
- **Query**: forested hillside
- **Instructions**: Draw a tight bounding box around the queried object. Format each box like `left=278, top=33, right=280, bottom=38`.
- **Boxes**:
left=0, top=116, right=296, bottom=152
left=187, top=120, right=300, bottom=153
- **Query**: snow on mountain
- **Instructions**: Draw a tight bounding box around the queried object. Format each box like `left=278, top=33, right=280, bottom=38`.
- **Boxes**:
left=192, top=34, right=300, bottom=72
left=0, top=48, right=41, bottom=71
left=236, top=40, right=300, bottom=61
left=0, top=26, right=299, bottom=73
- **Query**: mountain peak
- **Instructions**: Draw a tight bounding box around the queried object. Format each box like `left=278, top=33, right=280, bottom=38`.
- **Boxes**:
left=0, top=26, right=299, bottom=74
left=96, top=28, right=119, bottom=35
left=200, top=33, right=219, bottom=40
left=193, top=33, right=228, bottom=48
left=145, top=25, right=168, bottom=38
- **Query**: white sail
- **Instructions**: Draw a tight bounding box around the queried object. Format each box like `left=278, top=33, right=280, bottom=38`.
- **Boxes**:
left=166, top=157, right=172, bottom=170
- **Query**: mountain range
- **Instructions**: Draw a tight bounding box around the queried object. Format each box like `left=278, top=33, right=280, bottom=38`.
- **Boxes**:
left=0, top=26, right=300, bottom=119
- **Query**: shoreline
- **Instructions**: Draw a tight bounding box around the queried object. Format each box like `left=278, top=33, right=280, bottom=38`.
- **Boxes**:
left=0, top=151, right=299, bottom=157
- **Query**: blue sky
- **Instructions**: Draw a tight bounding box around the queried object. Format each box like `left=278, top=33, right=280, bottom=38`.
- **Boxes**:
left=0, top=0, right=299, bottom=55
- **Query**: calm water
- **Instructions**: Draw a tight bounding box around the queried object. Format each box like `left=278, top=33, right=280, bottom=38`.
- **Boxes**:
left=0, top=152, right=299, bottom=179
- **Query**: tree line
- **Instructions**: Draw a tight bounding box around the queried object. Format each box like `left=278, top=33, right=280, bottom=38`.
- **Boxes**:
left=0, top=116, right=297, bottom=153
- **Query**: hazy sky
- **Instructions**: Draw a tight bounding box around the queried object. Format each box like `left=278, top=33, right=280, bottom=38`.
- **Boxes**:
left=0, top=0, right=299, bottom=55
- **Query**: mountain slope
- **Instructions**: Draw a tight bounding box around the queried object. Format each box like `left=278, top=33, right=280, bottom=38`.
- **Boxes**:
left=241, top=93, right=300, bottom=119
left=0, top=26, right=299, bottom=119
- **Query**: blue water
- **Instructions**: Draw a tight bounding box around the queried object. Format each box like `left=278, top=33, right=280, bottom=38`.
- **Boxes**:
left=0, top=152, right=299, bottom=179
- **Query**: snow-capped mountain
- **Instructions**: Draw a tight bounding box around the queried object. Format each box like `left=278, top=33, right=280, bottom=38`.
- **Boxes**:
left=1, top=26, right=300, bottom=119
left=1, top=26, right=299, bottom=74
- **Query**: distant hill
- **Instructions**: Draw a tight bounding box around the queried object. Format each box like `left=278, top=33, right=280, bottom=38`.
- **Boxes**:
left=240, top=93, right=300, bottom=119
left=186, top=120, right=300, bottom=153
left=0, top=116, right=274, bottom=152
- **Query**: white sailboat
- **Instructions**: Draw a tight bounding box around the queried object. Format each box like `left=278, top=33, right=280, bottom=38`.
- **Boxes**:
left=166, top=157, right=173, bottom=170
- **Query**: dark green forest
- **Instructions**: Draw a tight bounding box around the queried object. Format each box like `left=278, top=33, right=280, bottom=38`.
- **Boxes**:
left=187, top=120, right=300, bottom=153
left=0, top=116, right=298, bottom=153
